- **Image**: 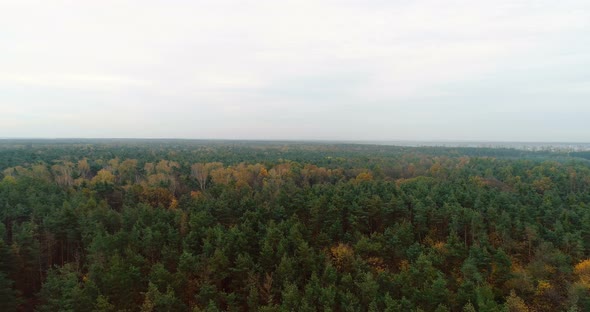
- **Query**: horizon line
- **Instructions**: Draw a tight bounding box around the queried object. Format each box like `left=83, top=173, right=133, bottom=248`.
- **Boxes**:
left=1, top=137, right=590, bottom=144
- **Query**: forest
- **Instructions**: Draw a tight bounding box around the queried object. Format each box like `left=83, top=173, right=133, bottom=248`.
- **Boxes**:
left=1, top=139, right=590, bottom=311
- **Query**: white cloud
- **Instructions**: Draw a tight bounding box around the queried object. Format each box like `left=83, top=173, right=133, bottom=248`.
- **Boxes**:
left=1, top=0, right=589, bottom=140
left=0, top=73, right=150, bottom=89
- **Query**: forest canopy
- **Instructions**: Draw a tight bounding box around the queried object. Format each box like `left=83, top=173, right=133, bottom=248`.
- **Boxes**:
left=1, top=140, right=590, bottom=311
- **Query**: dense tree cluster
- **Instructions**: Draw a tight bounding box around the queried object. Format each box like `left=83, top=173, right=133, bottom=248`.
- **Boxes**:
left=1, top=140, right=590, bottom=311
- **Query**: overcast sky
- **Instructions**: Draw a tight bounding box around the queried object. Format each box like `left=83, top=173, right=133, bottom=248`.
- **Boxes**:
left=1, top=0, right=589, bottom=141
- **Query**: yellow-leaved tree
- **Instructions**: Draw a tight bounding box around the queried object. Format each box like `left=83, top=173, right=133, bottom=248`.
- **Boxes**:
left=574, top=259, right=590, bottom=286
left=91, top=169, right=116, bottom=185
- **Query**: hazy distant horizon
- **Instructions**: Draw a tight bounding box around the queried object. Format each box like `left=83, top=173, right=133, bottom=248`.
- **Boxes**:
left=2, top=137, right=590, bottom=146
left=2, top=1, right=590, bottom=141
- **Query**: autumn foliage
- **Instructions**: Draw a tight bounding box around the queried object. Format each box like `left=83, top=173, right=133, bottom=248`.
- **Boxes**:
left=0, top=141, right=590, bottom=311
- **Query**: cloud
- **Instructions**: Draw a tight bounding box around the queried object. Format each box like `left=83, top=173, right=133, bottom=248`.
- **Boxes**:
left=0, top=73, right=150, bottom=90
left=1, top=0, right=589, bottom=140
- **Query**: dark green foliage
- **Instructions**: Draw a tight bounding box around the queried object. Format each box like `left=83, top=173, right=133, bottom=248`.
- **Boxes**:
left=0, top=272, right=18, bottom=311
left=0, top=140, right=589, bottom=310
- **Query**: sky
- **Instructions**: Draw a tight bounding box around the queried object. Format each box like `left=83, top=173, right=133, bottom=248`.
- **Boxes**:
left=1, top=0, right=589, bottom=141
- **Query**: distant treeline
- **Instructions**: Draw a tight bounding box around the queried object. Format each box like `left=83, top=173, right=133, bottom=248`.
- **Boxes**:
left=570, top=151, right=590, bottom=161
